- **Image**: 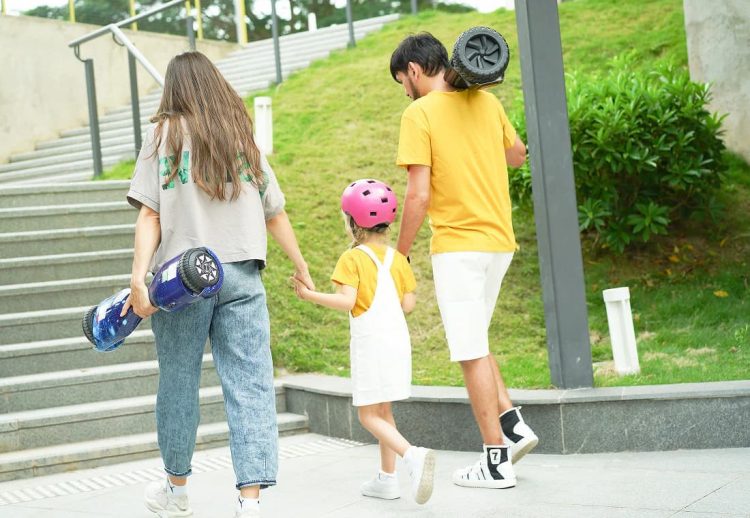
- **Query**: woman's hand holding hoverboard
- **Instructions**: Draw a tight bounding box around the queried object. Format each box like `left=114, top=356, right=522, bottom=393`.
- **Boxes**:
left=121, top=282, right=159, bottom=319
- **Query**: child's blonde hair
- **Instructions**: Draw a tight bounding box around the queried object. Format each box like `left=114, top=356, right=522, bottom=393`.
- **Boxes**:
left=345, top=215, right=389, bottom=248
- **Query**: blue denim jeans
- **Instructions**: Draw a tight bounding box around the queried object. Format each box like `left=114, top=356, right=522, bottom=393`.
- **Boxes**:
left=151, top=260, right=278, bottom=489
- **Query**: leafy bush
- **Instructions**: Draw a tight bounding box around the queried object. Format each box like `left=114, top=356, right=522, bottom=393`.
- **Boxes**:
left=509, top=55, right=727, bottom=252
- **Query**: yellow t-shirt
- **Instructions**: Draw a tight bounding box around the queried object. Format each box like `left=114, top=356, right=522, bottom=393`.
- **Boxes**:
left=331, top=244, right=416, bottom=317
left=396, top=89, right=518, bottom=254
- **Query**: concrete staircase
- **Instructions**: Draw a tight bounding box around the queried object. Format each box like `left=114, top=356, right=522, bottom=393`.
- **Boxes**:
left=0, top=15, right=400, bottom=481
left=0, top=14, right=398, bottom=186
left=0, top=182, right=308, bottom=482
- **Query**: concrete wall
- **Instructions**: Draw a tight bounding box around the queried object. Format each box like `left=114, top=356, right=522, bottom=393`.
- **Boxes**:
left=0, top=15, right=238, bottom=163
left=684, top=0, right=750, bottom=162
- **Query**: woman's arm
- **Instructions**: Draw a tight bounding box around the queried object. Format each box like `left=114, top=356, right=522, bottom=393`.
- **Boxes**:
left=291, top=279, right=356, bottom=313
left=121, top=205, right=161, bottom=318
left=267, top=210, right=315, bottom=290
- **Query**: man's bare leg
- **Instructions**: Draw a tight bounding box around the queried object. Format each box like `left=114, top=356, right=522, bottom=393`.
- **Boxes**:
left=460, top=355, right=504, bottom=445
left=488, top=355, right=513, bottom=413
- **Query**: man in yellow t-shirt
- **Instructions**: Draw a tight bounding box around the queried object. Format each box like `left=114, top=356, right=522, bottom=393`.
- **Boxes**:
left=391, top=32, right=538, bottom=489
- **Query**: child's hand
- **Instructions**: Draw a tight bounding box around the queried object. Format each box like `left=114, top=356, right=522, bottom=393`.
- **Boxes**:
left=290, top=276, right=312, bottom=301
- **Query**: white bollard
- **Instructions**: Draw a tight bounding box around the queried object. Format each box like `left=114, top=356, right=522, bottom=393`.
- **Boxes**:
left=602, top=287, right=640, bottom=375
left=308, top=12, right=317, bottom=32
left=253, top=96, right=273, bottom=156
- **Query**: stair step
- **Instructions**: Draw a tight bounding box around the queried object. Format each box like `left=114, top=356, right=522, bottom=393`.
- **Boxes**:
left=0, top=224, right=134, bottom=259
left=0, top=274, right=132, bottom=313
left=0, top=383, right=286, bottom=453
left=0, top=157, right=121, bottom=185
left=36, top=128, right=134, bottom=150
left=0, top=330, right=156, bottom=376
left=0, top=386, right=223, bottom=453
left=0, top=145, right=133, bottom=173
left=0, top=354, right=218, bottom=413
left=0, top=248, right=132, bottom=285
left=0, top=181, right=128, bottom=208
left=0, top=306, right=139, bottom=345
left=0, top=412, right=307, bottom=481
left=0, top=202, right=134, bottom=233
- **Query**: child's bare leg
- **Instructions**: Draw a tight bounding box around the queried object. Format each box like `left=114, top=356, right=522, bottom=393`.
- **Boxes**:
left=378, top=403, right=398, bottom=473
left=358, top=403, right=410, bottom=460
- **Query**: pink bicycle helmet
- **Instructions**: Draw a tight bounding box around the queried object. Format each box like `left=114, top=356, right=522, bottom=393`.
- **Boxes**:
left=341, top=179, right=398, bottom=229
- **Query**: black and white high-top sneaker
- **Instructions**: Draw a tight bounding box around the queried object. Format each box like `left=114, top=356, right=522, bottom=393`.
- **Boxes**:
left=500, top=406, right=539, bottom=464
left=452, top=445, right=516, bottom=489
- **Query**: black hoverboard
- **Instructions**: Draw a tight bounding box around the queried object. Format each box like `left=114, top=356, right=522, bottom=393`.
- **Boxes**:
left=444, top=27, right=510, bottom=90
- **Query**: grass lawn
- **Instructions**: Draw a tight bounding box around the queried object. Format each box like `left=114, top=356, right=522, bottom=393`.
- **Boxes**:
left=102, top=0, right=749, bottom=388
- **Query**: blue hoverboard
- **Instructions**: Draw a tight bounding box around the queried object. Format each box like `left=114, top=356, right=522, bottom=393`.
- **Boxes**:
left=82, top=247, right=224, bottom=352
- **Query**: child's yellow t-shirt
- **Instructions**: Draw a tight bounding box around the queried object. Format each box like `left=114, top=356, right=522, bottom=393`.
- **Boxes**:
left=331, top=244, right=416, bottom=317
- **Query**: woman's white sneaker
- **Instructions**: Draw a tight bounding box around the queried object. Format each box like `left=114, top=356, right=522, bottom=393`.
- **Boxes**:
left=452, top=445, right=516, bottom=489
left=360, top=471, right=401, bottom=500
left=234, top=496, right=260, bottom=518
left=403, top=446, right=436, bottom=504
left=500, top=406, right=539, bottom=464
left=144, top=478, right=193, bottom=517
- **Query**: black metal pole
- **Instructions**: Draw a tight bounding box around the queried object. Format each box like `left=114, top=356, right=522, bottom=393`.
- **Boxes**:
left=515, top=0, right=593, bottom=388
left=271, top=0, right=282, bottom=84
left=83, top=59, right=104, bottom=178
left=128, top=52, right=142, bottom=158
left=411, top=0, right=418, bottom=15
left=345, top=0, right=355, bottom=48
left=186, top=14, right=196, bottom=51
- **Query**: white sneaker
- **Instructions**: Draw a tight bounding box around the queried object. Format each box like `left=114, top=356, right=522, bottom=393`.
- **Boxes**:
left=360, top=471, right=400, bottom=500
left=234, top=496, right=260, bottom=518
left=452, top=445, right=516, bottom=489
left=144, top=478, right=193, bottom=517
left=404, top=446, right=436, bottom=504
left=500, top=406, right=539, bottom=464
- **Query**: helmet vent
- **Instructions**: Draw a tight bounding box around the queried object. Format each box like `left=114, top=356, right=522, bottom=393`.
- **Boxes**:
left=370, top=211, right=377, bottom=217
left=367, top=180, right=376, bottom=183
left=362, top=190, right=371, bottom=196
left=381, top=197, right=388, bottom=203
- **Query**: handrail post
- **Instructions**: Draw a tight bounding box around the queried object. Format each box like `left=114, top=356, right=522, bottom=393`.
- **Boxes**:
left=271, top=0, right=282, bottom=84
left=195, top=0, right=203, bottom=40
left=82, top=58, right=103, bottom=177
left=411, top=0, right=418, bottom=15
left=346, top=0, right=355, bottom=48
left=186, top=15, right=196, bottom=51
left=128, top=53, right=142, bottom=158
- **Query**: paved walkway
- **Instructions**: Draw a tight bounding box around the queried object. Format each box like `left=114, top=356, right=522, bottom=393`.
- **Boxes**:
left=0, top=434, right=747, bottom=517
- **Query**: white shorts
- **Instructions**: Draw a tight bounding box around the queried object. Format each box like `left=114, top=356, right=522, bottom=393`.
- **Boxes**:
left=431, top=252, right=514, bottom=362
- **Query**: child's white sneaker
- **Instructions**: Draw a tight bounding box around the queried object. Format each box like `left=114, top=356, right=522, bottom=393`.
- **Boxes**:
left=403, top=446, right=436, bottom=504
left=360, top=471, right=400, bottom=500
left=500, top=406, right=539, bottom=464
left=234, top=496, right=260, bottom=518
left=452, top=444, right=516, bottom=489
left=144, top=478, right=193, bottom=517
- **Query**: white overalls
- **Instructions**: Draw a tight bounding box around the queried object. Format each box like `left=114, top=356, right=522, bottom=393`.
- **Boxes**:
left=349, top=245, right=412, bottom=407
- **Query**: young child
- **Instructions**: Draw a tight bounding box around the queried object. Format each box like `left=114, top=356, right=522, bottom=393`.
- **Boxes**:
left=291, top=179, right=436, bottom=505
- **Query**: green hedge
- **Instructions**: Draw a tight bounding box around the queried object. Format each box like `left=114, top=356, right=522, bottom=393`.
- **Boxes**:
left=510, top=55, right=727, bottom=252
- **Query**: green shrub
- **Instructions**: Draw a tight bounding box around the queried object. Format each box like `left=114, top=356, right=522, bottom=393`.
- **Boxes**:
left=510, top=55, right=727, bottom=252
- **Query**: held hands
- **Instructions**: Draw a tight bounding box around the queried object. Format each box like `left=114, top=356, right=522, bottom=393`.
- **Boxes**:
left=293, top=265, right=315, bottom=291
left=290, top=276, right=313, bottom=301
left=120, top=282, right=159, bottom=319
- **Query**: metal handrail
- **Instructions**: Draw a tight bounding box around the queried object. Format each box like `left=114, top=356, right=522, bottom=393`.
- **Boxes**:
left=68, top=0, right=184, bottom=48
left=68, top=0, right=194, bottom=177
left=109, top=25, right=165, bottom=86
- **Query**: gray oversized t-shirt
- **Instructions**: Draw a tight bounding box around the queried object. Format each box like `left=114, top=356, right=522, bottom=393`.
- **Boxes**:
left=127, top=123, right=285, bottom=272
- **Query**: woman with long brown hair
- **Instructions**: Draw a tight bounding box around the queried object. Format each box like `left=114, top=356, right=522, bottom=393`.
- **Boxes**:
left=123, top=51, right=313, bottom=518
